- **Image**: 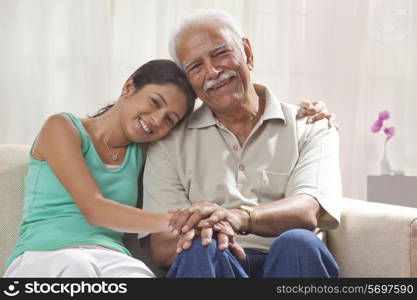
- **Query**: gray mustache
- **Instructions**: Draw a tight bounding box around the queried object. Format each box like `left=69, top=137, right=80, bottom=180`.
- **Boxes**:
left=203, top=70, right=237, bottom=91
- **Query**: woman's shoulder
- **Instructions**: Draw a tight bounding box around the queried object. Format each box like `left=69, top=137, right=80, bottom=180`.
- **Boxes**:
left=44, top=113, right=83, bottom=133
left=32, top=113, right=83, bottom=160
left=44, top=112, right=75, bottom=126
left=38, top=113, right=83, bottom=145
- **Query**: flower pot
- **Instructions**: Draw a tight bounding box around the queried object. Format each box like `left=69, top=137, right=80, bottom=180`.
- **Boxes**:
left=380, top=140, right=392, bottom=175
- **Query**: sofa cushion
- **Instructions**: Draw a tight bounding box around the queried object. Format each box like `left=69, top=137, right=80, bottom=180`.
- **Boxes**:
left=0, top=145, right=30, bottom=273
left=327, top=198, right=417, bottom=277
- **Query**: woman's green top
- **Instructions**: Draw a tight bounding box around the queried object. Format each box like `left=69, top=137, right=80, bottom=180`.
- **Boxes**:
left=5, top=113, right=143, bottom=269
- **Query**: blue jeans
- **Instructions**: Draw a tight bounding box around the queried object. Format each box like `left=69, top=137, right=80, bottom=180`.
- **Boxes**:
left=166, top=229, right=339, bottom=278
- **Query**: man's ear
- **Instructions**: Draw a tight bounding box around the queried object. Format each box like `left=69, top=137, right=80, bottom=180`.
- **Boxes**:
left=242, top=38, right=254, bottom=71
left=122, top=77, right=135, bottom=97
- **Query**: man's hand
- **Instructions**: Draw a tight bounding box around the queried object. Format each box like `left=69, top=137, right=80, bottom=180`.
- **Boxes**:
left=168, top=202, right=244, bottom=235
left=297, top=100, right=339, bottom=130
left=169, top=203, right=248, bottom=260
left=175, top=221, right=246, bottom=260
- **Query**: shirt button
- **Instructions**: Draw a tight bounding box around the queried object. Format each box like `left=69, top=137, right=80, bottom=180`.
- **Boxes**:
left=233, top=145, right=239, bottom=151
left=239, top=164, right=245, bottom=171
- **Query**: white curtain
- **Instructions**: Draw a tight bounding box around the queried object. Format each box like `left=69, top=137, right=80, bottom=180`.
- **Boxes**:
left=1, top=0, right=416, bottom=199
left=0, top=0, right=113, bottom=143
left=252, top=0, right=417, bottom=199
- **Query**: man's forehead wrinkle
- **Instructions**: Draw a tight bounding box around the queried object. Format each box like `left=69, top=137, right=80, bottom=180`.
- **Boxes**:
left=177, top=24, right=236, bottom=68
left=212, top=42, right=227, bottom=51
left=178, top=30, right=209, bottom=63
left=183, top=42, right=228, bottom=70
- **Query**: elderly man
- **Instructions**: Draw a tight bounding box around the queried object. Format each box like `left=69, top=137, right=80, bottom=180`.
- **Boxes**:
left=143, top=9, right=341, bottom=278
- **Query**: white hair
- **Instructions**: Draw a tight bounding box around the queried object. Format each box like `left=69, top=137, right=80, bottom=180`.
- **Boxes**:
left=169, top=9, right=245, bottom=68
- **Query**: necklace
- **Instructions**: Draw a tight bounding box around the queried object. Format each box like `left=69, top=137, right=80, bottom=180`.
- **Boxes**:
left=103, top=135, right=121, bottom=161
left=96, top=117, right=122, bottom=161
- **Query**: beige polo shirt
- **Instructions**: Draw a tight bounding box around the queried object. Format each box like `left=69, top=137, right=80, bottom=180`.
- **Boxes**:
left=143, top=83, right=342, bottom=252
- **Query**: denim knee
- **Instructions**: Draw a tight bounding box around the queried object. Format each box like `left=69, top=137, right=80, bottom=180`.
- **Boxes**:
left=266, top=228, right=339, bottom=278
left=271, top=229, right=322, bottom=252
left=167, top=236, right=248, bottom=277
left=178, top=236, right=218, bottom=260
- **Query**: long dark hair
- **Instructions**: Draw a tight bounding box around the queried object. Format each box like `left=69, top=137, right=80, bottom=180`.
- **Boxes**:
left=91, top=59, right=196, bottom=119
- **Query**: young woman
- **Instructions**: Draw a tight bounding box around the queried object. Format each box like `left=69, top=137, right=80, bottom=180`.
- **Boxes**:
left=3, top=60, right=199, bottom=277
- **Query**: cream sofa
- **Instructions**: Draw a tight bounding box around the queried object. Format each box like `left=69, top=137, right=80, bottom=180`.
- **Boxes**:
left=1, top=144, right=417, bottom=277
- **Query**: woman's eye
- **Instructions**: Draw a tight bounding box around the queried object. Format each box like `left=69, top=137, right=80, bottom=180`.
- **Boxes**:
left=151, top=98, right=160, bottom=108
left=166, top=116, right=175, bottom=126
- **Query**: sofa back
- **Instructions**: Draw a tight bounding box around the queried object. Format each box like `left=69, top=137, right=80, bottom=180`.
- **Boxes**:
left=0, top=145, right=30, bottom=272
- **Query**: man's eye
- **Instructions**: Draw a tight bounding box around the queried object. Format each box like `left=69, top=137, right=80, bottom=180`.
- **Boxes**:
left=214, top=50, right=228, bottom=57
left=188, top=64, right=201, bottom=74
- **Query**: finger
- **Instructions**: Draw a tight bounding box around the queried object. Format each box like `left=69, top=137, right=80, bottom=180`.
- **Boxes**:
left=179, top=203, right=220, bottom=233
left=213, top=221, right=235, bottom=237
left=181, top=230, right=196, bottom=251
left=176, top=229, right=195, bottom=254
left=177, top=229, right=195, bottom=250
left=298, top=100, right=314, bottom=111
left=168, top=210, right=181, bottom=233
left=212, top=212, right=242, bottom=233
left=325, top=113, right=339, bottom=130
left=296, top=107, right=306, bottom=118
left=168, top=208, right=179, bottom=214
left=325, top=113, right=335, bottom=128
left=200, top=227, right=213, bottom=246
left=216, top=233, right=229, bottom=251
left=328, top=119, right=334, bottom=129
left=213, top=223, right=232, bottom=236
left=197, top=210, right=226, bottom=228
left=311, top=100, right=325, bottom=113
left=226, top=232, right=246, bottom=260
left=170, top=203, right=203, bottom=231
left=181, top=203, right=220, bottom=233
left=307, top=110, right=328, bottom=123
left=229, top=242, right=247, bottom=260
left=180, top=210, right=204, bottom=233
left=198, top=210, right=241, bottom=234
left=172, top=208, right=193, bottom=235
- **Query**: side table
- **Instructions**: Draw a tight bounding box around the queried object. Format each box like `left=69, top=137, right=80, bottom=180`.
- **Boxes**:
left=367, top=175, right=417, bottom=208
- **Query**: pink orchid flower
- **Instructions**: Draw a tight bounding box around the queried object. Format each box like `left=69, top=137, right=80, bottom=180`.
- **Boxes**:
left=378, top=110, right=390, bottom=121
left=371, top=119, right=383, bottom=133
left=371, top=110, right=390, bottom=133
left=371, top=110, right=395, bottom=141
left=384, top=126, right=395, bottom=141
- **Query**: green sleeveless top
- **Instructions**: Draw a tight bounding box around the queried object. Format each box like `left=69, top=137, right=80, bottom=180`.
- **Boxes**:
left=5, top=113, right=144, bottom=269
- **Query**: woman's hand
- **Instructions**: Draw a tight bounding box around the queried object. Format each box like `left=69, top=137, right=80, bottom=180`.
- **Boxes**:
left=297, top=100, right=339, bottom=130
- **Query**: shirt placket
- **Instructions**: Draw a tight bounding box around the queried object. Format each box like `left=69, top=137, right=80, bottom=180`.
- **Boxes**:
left=216, top=118, right=265, bottom=193
left=216, top=123, right=246, bottom=187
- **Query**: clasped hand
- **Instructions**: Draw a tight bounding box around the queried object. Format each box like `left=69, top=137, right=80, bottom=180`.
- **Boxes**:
left=168, top=202, right=247, bottom=261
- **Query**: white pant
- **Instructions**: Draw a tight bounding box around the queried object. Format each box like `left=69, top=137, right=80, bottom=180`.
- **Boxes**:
left=3, top=246, right=155, bottom=278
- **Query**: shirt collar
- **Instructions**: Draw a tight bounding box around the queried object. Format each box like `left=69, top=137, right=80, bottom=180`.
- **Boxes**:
left=187, top=101, right=217, bottom=128
left=187, top=83, right=286, bottom=129
left=257, top=83, right=286, bottom=123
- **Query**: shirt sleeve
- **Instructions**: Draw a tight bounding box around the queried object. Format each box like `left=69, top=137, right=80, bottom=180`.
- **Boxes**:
left=139, top=140, right=191, bottom=239
left=285, top=120, right=342, bottom=230
left=142, top=140, right=191, bottom=213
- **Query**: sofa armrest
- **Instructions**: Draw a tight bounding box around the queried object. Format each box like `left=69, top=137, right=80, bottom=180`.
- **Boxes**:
left=0, top=145, right=30, bottom=272
left=326, top=198, right=417, bottom=277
